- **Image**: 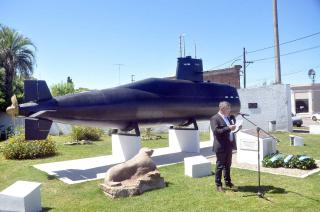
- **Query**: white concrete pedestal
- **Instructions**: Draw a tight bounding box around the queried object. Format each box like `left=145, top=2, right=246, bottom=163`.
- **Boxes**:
left=112, top=134, right=141, bottom=162
left=169, top=129, right=200, bottom=153
left=289, top=135, right=304, bottom=146
left=0, top=181, right=41, bottom=212
left=237, top=129, right=277, bottom=165
left=184, top=155, right=211, bottom=178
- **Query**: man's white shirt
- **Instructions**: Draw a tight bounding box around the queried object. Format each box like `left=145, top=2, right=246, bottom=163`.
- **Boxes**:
left=218, top=112, right=234, bottom=142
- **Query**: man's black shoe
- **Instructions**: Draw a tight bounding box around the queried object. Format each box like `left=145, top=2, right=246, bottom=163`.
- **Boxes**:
left=225, top=183, right=238, bottom=190
left=216, top=186, right=225, bottom=193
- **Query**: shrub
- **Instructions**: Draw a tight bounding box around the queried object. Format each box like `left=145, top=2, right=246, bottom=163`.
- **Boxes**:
left=71, top=126, right=104, bottom=141
left=2, top=134, right=57, bottom=159
left=141, top=128, right=162, bottom=141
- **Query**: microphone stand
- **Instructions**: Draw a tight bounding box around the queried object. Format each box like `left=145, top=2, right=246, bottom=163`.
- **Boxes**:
left=239, top=114, right=280, bottom=198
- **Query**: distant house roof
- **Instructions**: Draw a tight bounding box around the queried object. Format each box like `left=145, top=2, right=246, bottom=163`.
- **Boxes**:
left=166, top=65, right=242, bottom=88
left=291, top=83, right=320, bottom=90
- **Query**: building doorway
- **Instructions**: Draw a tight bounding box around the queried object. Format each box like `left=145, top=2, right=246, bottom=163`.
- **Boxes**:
left=295, top=99, right=309, bottom=113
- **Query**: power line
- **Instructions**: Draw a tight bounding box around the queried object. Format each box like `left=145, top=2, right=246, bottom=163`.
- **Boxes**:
left=210, top=31, right=320, bottom=69
left=251, top=44, right=320, bottom=62
left=247, top=64, right=320, bottom=85
left=247, top=70, right=304, bottom=86
left=209, top=54, right=242, bottom=69
left=247, top=31, right=320, bottom=54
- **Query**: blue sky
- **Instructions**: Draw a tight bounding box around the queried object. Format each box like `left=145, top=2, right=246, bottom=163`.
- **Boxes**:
left=1, top=0, right=320, bottom=89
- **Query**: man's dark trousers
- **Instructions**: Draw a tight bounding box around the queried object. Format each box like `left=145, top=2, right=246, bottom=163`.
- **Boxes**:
left=215, top=149, right=232, bottom=186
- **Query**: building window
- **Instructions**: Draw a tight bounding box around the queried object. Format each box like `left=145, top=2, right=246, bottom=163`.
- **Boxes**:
left=248, top=103, right=258, bottom=109
left=295, top=99, right=309, bottom=113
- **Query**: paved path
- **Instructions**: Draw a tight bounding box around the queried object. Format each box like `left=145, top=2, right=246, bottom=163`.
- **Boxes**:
left=34, top=140, right=320, bottom=184
left=34, top=141, right=214, bottom=184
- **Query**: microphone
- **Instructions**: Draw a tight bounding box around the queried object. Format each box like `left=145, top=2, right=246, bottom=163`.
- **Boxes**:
left=237, top=112, right=250, bottom=117
left=229, top=114, right=236, bottom=124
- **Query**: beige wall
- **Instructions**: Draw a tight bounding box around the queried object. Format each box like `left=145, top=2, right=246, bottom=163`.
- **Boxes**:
left=312, top=90, right=320, bottom=113
left=295, top=92, right=309, bottom=99
left=291, top=84, right=320, bottom=115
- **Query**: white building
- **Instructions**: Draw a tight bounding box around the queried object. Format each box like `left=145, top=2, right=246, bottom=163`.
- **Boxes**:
left=291, top=83, right=320, bottom=116
left=237, top=84, right=292, bottom=132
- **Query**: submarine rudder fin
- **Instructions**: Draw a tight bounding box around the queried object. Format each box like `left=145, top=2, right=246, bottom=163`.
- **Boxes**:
left=24, top=80, right=52, bottom=102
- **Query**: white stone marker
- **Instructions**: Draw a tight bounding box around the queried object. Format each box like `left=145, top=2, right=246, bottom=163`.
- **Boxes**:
left=294, top=136, right=304, bottom=146
left=289, top=135, right=304, bottom=146
left=237, top=129, right=277, bottom=165
left=184, top=155, right=211, bottom=178
left=169, top=129, right=200, bottom=153
left=0, top=181, right=41, bottom=212
left=112, top=134, right=141, bottom=162
left=309, top=125, right=320, bottom=134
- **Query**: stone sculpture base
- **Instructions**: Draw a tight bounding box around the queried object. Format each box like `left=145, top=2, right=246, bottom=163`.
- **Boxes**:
left=100, top=170, right=165, bottom=198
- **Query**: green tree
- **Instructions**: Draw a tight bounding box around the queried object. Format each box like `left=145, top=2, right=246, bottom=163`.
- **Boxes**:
left=51, top=77, right=92, bottom=97
left=0, top=68, right=25, bottom=111
left=51, top=81, right=75, bottom=97
left=0, top=25, right=36, bottom=109
left=0, top=68, right=5, bottom=110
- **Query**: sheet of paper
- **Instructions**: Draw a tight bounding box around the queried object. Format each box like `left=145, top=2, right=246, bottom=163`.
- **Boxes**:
left=231, top=119, right=243, bottom=133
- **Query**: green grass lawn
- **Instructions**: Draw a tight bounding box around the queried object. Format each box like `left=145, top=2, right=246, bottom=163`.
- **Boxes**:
left=273, top=132, right=320, bottom=159
left=0, top=132, right=319, bottom=211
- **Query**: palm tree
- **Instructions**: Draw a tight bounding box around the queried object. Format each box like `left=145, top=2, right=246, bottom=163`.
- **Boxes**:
left=0, top=24, right=36, bottom=107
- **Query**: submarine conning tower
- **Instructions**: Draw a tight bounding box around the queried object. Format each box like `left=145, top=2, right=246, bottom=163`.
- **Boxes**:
left=176, top=56, right=204, bottom=83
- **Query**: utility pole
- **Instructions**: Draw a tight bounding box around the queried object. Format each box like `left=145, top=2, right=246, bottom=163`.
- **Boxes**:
left=273, top=0, right=282, bottom=84
left=114, top=64, right=124, bottom=85
left=131, top=74, right=135, bottom=83
left=243, top=47, right=253, bottom=89
left=243, top=48, right=247, bottom=89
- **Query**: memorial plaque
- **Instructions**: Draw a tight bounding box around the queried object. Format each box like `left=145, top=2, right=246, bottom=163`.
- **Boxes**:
left=239, top=139, right=257, bottom=151
left=237, top=129, right=277, bottom=165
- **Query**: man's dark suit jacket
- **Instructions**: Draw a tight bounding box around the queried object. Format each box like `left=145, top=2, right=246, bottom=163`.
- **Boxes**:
left=210, top=113, right=235, bottom=153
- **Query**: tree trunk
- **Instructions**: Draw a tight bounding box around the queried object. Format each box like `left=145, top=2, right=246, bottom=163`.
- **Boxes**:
left=4, top=68, right=14, bottom=108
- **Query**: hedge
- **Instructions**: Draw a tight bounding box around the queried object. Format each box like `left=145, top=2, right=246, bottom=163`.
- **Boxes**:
left=2, top=134, right=57, bottom=160
left=71, top=126, right=104, bottom=141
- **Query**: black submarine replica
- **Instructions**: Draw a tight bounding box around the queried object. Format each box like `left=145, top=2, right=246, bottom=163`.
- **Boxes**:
left=6, top=56, right=241, bottom=140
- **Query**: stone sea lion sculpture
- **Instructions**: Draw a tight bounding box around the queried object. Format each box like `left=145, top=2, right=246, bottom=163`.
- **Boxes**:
left=101, top=148, right=165, bottom=198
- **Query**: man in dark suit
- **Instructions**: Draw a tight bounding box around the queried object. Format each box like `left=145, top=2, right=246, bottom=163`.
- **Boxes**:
left=210, top=101, right=237, bottom=192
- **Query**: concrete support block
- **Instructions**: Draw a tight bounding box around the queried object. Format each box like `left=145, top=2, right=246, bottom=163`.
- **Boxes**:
left=184, top=156, right=211, bottom=178
left=289, top=135, right=304, bottom=146
left=169, top=129, right=200, bottom=153
left=0, top=181, right=41, bottom=212
left=112, top=134, right=141, bottom=162
left=294, top=136, right=304, bottom=146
